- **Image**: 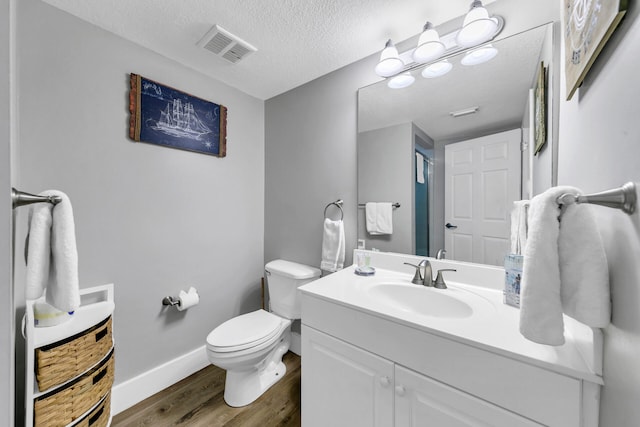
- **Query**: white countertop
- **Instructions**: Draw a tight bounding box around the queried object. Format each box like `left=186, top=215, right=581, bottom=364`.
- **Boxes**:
left=300, top=258, right=603, bottom=385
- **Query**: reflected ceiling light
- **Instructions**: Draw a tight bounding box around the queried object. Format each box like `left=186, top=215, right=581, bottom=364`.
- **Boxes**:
left=412, top=22, right=446, bottom=64
left=375, top=39, right=404, bottom=77
left=455, top=1, right=500, bottom=48
left=421, top=60, right=453, bottom=78
left=460, top=44, right=498, bottom=65
left=387, top=72, right=415, bottom=89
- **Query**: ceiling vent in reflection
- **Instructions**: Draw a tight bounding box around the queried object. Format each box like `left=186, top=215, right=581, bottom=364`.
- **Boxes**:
left=197, top=25, right=257, bottom=64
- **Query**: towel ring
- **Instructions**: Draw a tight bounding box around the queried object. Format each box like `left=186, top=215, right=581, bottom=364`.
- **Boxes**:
left=324, top=200, right=344, bottom=221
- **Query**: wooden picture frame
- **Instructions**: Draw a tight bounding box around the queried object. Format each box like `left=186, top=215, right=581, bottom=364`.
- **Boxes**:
left=534, top=62, right=547, bottom=155
left=563, top=0, right=627, bottom=100
left=129, top=74, right=227, bottom=157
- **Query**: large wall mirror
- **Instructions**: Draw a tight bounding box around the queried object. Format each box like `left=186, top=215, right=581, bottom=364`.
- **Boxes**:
left=357, top=23, right=556, bottom=266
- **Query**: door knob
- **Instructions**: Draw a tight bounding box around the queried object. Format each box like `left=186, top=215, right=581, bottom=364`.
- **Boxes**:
left=395, top=385, right=406, bottom=396
left=445, top=222, right=458, bottom=229
left=379, top=376, right=391, bottom=387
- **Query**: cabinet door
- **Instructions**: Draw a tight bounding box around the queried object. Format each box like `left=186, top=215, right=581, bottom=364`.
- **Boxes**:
left=302, top=325, right=394, bottom=427
left=395, top=366, right=543, bottom=427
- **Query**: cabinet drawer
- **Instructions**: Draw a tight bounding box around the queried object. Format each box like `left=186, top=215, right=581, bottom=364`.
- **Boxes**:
left=34, top=348, right=114, bottom=427
left=74, top=393, right=111, bottom=427
left=36, top=316, right=113, bottom=392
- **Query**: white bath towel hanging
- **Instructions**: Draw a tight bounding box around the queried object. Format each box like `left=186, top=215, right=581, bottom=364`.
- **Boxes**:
left=416, top=152, right=425, bottom=184
left=365, top=202, right=393, bottom=235
left=510, top=200, right=530, bottom=255
left=519, top=186, right=610, bottom=346
left=25, top=190, right=80, bottom=313
left=320, top=218, right=345, bottom=272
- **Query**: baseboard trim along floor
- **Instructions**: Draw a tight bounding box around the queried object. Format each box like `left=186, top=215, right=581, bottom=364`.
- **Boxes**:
left=111, top=345, right=209, bottom=415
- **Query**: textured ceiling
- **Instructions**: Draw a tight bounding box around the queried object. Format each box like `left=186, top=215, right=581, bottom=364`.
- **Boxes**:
left=41, top=0, right=495, bottom=100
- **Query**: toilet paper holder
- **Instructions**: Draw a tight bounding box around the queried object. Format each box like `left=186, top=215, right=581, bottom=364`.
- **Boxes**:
left=162, top=296, right=181, bottom=307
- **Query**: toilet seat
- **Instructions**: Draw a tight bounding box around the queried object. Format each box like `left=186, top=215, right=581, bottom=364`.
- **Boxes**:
left=206, top=309, right=283, bottom=353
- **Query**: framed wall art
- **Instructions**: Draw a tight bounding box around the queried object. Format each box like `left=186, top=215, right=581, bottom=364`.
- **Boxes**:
left=534, top=62, right=547, bottom=155
left=129, top=73, right=227, bottom=157
left=563, top=0, right=627, bottom=100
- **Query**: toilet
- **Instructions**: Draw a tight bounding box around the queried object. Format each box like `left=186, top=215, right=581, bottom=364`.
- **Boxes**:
left=206, top=259, right=321, bottom=407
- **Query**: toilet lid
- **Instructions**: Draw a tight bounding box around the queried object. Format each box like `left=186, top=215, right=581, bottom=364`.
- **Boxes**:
left=206, top=309, right=282, bottom=353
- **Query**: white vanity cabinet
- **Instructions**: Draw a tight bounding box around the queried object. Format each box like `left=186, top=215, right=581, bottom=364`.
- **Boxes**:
left=302, top=326, right=393, bottom=427
left=302, top=325, right=542, bottom=427
left=300, top=276, right=601, bottom=427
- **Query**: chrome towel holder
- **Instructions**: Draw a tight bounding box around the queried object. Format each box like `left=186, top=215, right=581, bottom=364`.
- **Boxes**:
left=324, top=199, right=344, bottom=220
left=11, top=188, right=62, bottom=209
left=556, top=182, right=637, bottom=215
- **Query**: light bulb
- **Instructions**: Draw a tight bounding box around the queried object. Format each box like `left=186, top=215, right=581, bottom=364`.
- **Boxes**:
left=456, top=1, right=499, bottom=48
left=375, top=39, right=404, bottom=77
left=387, top=72, right=415, bottom=89
left=412, top=22, right=445, bottom=63
left=421, top=60, right=453, bottom=78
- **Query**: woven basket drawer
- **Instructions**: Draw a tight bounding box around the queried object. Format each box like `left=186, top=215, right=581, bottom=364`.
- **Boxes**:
left=36, top=316, right=112, bottom=392
left=74, top=393, right=111, bottom=427
left=34, top=349, right=114, bottom=427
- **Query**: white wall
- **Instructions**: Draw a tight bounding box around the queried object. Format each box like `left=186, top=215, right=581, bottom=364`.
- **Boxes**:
left=13, top=0, right=264, bottom=407
left=557, top=3, right=640, bottom=425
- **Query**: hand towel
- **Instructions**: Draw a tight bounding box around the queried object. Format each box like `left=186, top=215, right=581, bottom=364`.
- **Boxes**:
left=320, top=218, right=345, bottom=272
left=510, top=200, right=530, bottom=255
left=365, top=202, right=393, bottom=235
left=416, top=152, right=425, bottom=184
left=25, top=190, right=80, bottom=313
left=519, top=186, right=610, bottom=346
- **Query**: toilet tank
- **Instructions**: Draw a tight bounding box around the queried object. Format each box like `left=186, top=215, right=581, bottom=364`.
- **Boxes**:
left=265, top=260, right=321, bottom=319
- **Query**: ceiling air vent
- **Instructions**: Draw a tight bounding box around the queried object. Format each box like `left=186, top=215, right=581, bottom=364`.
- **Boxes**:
left=197, top=24, right=257, bottom=64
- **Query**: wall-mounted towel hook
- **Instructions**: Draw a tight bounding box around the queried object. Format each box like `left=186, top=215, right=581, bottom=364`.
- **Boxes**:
left=11, top=188, right=62, bottom=209
left=324, top=199, right=344, bottom=220
left=556, top=182, right=636, bottom=215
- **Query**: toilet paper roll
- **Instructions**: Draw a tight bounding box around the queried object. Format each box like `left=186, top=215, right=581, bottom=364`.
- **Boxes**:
left=176, top=287, right=199, bottom=311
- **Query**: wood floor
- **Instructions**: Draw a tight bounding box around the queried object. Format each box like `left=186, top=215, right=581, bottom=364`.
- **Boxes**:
left=112, top=352, right=301, bottom=427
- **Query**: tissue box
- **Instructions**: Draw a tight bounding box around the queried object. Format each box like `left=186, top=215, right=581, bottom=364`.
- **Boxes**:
left=504, top=254, right=523, bottom=308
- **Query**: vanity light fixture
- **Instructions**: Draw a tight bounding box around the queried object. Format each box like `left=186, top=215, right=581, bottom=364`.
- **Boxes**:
left=412, top=22, right=445, bottom=64
left=421, top=60, right=453, bottom=78
left=455, top=1, right=500, bottom=48
left=387, top=72, right=415, bottom=89
left=374, top=39, right=405, bottom=77
left=450, top=106, right=479, bottom=117
left=374, top=2, right=503, bottom=83
left=460, top=44, right=498, bottom=66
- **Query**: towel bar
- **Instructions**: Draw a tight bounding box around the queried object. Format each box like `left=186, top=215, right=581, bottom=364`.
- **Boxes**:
left=358, top=202, right=401, bottom=209
left=12, top=188, right=62, bottom=209
left=556, top=182, right=636, bottom=215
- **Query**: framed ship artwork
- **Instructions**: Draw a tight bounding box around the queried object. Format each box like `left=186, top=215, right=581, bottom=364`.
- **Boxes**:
left=563, top=0, right=627, bottom=100
left=129, top=73, right=227, bottom=157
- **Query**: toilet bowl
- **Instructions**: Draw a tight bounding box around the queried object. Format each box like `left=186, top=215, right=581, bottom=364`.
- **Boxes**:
left=206, top=260, right=321, bottom=407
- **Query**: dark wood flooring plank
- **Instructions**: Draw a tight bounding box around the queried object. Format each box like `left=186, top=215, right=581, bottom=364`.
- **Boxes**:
left=112, top=352, right=300, bottom=427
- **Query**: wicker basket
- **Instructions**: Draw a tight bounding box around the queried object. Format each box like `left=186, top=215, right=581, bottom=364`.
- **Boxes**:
left=36, top=316, right=112, bottom=392
left=74, top=393, right=111, bottom=427
left=34, top=349, right=114, bottom=427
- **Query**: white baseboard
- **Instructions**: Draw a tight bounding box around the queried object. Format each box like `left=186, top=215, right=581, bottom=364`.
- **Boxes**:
left=290, top=331, right=301, bottom=356
left=111, top=345, right=209, bottom=415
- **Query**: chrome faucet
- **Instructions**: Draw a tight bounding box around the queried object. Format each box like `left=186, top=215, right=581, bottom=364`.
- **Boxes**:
left=436, top=249, right=446, bottom=260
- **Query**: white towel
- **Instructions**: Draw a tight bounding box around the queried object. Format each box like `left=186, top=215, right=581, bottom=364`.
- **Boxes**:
left=519, top=186, right=610, bottom=346
left=320, top=218, right=345, bottom=272
left=416, top=152, right=425, bottom=184
left=25, top=190, right=80, bottom=313
left=510, top=200, right=530, bottom=255
left=365, top=202, right=393, bottom=235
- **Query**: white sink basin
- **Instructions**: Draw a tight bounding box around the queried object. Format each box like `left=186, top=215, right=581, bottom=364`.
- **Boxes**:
left=367, top=282, right=477, bottom=319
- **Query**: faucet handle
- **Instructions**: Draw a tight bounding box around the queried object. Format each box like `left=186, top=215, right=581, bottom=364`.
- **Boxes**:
left=433, top=269, right=456, bottom=289
left=403, top=262, right=424, bottom=285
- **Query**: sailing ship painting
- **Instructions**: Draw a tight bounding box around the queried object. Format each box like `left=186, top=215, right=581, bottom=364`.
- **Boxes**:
left=129, top=74, right=227, bottom=157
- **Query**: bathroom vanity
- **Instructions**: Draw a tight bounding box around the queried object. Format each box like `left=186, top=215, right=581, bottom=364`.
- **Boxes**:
left=300, top=251, right=602, bottom=427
